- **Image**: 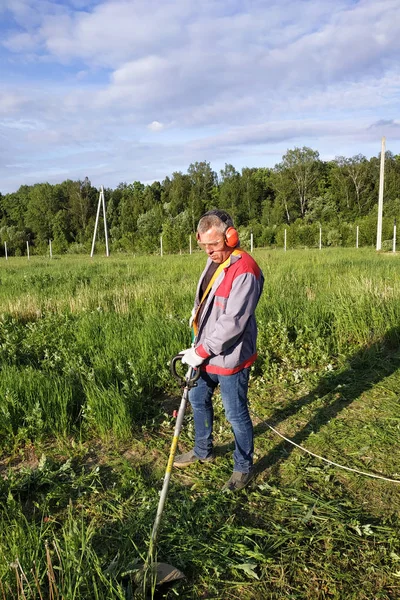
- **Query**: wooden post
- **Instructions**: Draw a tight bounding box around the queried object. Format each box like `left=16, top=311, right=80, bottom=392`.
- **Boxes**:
left=319, top=227, right=322, bottom=250
left=26, top=241, right=30, bottom=260
left=4, top=242, right=8, bottom=260
left=49, top=239, right=53, bottom=258
left=393, top=218, right=397, bottom=253
left=250, top=232, right=253, bottom=253
left=376, top=136, right=386, bottom=251
left=284, top=229, right=287, bottom=251
left=356, top=225, right=359, bottom=249
left=160, top=236, right=163, bottom=257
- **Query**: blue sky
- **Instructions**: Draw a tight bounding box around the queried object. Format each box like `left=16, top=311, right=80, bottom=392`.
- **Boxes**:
left=1, top=0, right=400, bottom=193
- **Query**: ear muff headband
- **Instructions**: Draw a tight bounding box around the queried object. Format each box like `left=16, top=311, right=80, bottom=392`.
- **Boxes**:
left=200, top=210, right=239, bottom=248
left=202, top=209, right=233, bottom=227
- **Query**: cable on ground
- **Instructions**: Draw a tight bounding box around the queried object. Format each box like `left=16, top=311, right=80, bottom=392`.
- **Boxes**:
left=249, top=407, right=400, bottom=484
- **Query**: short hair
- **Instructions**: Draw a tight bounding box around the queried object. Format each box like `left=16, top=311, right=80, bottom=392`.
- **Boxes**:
left=197, top=209, right=234, bottom=235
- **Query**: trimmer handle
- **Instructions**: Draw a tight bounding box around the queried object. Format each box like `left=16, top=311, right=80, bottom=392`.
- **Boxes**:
left=170, top=354, right=201, bottom=388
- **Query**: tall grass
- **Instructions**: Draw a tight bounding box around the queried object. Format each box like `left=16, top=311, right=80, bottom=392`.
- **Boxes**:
left=1, top=248, right=399, bottom=449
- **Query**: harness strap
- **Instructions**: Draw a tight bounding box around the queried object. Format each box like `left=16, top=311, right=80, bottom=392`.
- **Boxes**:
left=192, top=249, right=243, bottom=337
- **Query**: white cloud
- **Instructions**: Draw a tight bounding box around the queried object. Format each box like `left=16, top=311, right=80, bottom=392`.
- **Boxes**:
left=147, top=120, right=164, bottom=132
left=3, top=31, right=38, bottom=52
left=0, top=91, right=28, bottom=114
left=1, top=0, right=400, bottom=192
left=37, top=1, right=186, bottom=68
left=0, top=118, right=41, bottom=130
left=188, top=118, right=396, bottom=153
left=112, top=56, right=170, bottom=85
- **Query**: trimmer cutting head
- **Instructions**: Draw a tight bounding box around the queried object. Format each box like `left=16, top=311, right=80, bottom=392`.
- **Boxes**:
left=132, top=561, right=185, bottom=598
left=135, top=561, right=185, bottom=585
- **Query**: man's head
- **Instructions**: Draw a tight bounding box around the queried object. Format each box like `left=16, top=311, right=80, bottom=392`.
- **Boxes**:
left=197, top=210, right=238, bottom=264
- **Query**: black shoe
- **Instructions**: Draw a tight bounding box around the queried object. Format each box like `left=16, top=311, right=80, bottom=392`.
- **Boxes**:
left=222, top=470, right=253, bottom=492
left=173, top=449, right=215, bottom=469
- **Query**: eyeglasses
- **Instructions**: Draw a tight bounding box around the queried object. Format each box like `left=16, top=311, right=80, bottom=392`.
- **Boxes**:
left=197, top=238, right=225, bottom=250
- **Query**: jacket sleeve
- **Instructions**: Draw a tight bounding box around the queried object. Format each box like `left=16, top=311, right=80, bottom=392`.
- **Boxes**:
left=195, top=271, right=261, bottom=358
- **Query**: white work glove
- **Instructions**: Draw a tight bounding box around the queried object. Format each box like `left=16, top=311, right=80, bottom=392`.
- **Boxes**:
left=180, top=347, right=205, bottom=368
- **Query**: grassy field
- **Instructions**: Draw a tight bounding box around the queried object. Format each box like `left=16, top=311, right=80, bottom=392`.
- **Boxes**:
left=0, top=248, right=400, bottom=599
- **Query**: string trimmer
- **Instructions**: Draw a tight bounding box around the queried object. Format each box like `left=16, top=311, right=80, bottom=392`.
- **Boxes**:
left=134, top=354, right=200, bottom=595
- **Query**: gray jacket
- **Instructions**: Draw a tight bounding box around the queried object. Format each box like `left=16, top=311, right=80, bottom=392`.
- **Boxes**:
left=194, top=250, right=264, bottom=375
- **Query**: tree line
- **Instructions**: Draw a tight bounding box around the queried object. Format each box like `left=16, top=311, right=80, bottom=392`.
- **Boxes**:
left=1, top=147, right=400, bottom=255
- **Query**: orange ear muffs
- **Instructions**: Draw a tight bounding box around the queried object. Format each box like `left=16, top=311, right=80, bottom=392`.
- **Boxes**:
left=225, top=226, right=239, bottom=248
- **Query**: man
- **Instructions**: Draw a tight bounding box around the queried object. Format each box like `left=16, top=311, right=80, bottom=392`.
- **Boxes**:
left=175, top=210, right=264, bottom=491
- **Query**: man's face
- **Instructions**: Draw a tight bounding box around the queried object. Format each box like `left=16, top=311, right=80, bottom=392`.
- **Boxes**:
left=197, top=226, right=233, bottom=264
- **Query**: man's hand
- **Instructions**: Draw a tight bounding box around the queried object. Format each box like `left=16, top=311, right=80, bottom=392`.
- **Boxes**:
left=180, top=347, right=204, bottom=368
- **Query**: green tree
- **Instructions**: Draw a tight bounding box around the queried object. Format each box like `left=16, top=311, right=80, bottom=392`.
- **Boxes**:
left=52, top=210, right=70, bottom=253
left=277, top=147, right=321, bottom=219
left=25, top=183, right=61, bottom=247
left=332, top=155, right=372, bottom=216
left=167, top=172, right=191, bottom=217
left=107, top=183, right=127, bottom=243
left=240, top=167, right=268, bottom=225
left=270, top=168, right=298, bottom=224
left=383, top=152, right=400, bottom=217
left=142, top=181, right=162, bottom=212
left=136, top=204, right=164, bottom=252
left=0, top=226, right=25, bottom=255
left=218, top=164, right=242, bottom=222
left=162, top=210, right=191, bottom=253
left=67, top=178, right=97, bottom=242
left=187, top=161, right=217, bottom=230
left=1, top=185, right=30, bottom=229
left=119, top=181, right=145, bottom=242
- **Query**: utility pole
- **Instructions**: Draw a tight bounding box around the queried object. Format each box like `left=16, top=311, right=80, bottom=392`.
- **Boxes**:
left=376, top=137, right=386, bottom=251
left=91, top=185, right=110, bottom=257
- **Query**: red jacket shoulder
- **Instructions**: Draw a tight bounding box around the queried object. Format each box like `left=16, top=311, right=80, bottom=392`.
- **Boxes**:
left=231, top=251, right=261, bottom=278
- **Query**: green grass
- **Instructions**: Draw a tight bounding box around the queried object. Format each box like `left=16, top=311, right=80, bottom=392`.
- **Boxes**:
left=0, top=248, right=400, bottom=599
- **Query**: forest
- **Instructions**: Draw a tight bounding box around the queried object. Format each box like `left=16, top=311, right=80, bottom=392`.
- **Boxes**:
left=1, top=146, right=400, bottom=255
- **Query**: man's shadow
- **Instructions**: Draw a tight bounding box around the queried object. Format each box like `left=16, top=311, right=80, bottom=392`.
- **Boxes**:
left=221, top=327, right=400, bottom=478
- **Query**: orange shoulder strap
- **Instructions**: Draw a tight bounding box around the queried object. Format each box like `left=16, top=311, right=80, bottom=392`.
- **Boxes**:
left=192, top=249, right=243, bottom=337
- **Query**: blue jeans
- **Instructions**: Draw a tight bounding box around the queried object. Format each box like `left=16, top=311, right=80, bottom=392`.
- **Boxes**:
left=188, top=368, right=253, bottom=473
